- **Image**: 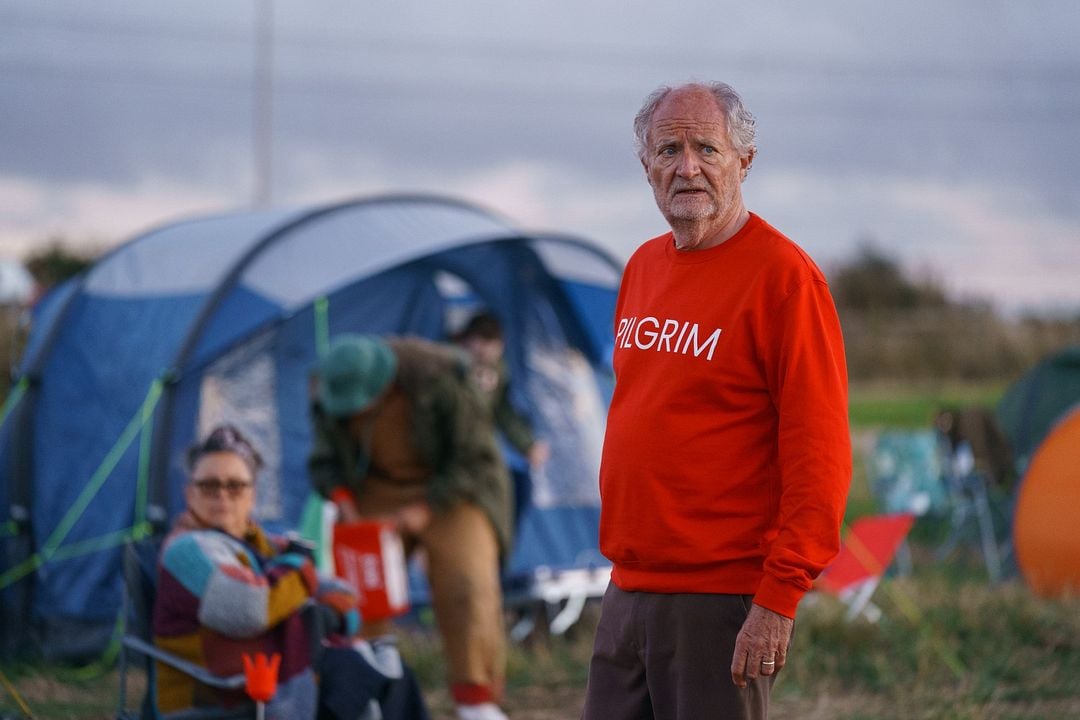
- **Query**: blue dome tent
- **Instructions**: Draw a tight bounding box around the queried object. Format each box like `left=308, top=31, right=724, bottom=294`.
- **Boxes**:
left=0, top=194, right=620, bottom=661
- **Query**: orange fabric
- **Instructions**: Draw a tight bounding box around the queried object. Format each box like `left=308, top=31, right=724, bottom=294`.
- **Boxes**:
left=1014, top=406, right=1080, bottom=598
left=599, top=213, right=851, bottom=618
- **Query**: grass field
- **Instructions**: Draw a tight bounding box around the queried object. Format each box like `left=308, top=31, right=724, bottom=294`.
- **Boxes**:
left=847, top=380, right=1009, bottom=430
left=4, top=381, right=1078, bottom=719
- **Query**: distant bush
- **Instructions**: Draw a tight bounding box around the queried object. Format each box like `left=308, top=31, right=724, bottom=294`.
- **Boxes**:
left=832, top=245, right=947, bottom=313
left=24, top=239, right=97, bottom=290
left=829, top=246, right=1080, bottom=382
left=0, top=239, right=100, bottom=403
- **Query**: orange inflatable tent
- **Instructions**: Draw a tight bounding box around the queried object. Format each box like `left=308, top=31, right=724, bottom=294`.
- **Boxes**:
left=1013, top=404, right=1080, bottom=598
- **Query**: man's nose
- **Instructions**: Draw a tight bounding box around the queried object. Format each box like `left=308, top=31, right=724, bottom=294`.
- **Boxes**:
left=676, top=150, right=701, bottom=177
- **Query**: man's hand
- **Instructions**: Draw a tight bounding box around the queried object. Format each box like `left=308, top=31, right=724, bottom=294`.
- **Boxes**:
left=731, top=603, right=794, bottom=688
left=395, top=502, right=432, bottom=536
left=527, top=440, right=551, bottom=467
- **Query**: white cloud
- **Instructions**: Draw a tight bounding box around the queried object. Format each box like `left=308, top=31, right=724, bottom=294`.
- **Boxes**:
left=283, top=153, right=658, bottom=261
left=0, top=174, right=236, bottom=259
left=752, top=169, right=1080, bottom=311
left=2, top=160, right=1078, bottom=314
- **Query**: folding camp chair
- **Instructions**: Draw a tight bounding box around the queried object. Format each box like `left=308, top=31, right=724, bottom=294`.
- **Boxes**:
left=816, top=513, right=916, bottom=622
left=116, top=539, right=379, bottom=720
left=116, top=538, right=252, bottom=720
left=935, top=440, right=1003, bottom=582
left=505, top=562, right=611, bottom=642
left=869, top=429, right=1003, bottom=581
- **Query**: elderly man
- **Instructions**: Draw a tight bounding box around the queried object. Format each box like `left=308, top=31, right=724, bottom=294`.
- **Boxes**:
left=309, top=333, right=512, bottom=720
left=582, top=82, right=852, bottom=719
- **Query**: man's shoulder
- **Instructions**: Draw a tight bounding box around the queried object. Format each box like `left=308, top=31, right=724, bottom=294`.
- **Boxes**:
left=749, top=214, right=827, bottom=282
left=390, top=336, right=470, bottom=392
left=639, top=231, right=673, bottom=252
left=625, top=231, right=673, bottom=266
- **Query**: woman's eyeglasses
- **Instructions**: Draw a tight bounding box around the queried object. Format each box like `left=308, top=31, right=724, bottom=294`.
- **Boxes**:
left=193, top=477, right=253, bottom=498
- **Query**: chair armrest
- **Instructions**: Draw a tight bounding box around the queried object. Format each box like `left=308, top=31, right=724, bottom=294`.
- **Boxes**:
left=122, top=635, right=246, bottom=690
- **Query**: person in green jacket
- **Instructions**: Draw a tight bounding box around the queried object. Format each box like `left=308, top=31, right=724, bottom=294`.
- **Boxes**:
left=452, top=312, right=550, bottom=469
left=308, top=333, right=512, bottom=720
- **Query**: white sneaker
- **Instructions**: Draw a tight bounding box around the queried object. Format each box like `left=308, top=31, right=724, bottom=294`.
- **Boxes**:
left=456, top=702, right=508, bottom=720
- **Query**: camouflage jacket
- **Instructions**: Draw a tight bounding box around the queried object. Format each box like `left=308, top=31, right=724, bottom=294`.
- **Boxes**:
left=308, top=337, right=513, bottom=556
left=471, top=357, right=536, bottom=457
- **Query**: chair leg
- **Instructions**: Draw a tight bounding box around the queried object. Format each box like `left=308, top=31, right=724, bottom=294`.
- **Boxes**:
left=972, top=483, right=1002, bottom=583
left=549, top=592, right=587, bottom=636
left=894, top=539, right=913, bottom=577
left=841, top=579, right=882, bottom=622
left=509, top=604, right=538, bottom=644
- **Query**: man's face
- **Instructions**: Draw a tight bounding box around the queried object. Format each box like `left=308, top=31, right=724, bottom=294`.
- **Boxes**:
left=643, top=87, right=751, bottom=234
left=462, top=336, right=505, bottom=367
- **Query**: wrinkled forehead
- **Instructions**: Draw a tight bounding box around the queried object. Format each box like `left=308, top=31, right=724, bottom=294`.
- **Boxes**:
left=648, top=117, right=729, bottom=144
left=648, top=90, right=729, bottom=144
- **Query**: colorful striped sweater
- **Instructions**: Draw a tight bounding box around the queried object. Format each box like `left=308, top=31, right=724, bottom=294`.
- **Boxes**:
left=152, top=511, right=358, bottom=718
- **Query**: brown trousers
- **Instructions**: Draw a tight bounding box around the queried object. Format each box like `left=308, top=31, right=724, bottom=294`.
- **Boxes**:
left=582, top=584, right=778, bottom=720
left=421, top=502, right=506, bottom=694
left=362, top=501, right=506, bottom=696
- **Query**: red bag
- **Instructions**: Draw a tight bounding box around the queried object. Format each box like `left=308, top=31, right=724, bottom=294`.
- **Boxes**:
left=332, top=520, right=410, bottom=622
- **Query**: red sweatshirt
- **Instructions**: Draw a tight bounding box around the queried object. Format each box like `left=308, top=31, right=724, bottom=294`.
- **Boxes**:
left=598, top=213, right=851, bottom=618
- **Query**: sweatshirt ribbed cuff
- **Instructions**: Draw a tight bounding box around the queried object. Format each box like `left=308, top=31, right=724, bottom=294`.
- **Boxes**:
left=752, top=573, right=807, bottom=619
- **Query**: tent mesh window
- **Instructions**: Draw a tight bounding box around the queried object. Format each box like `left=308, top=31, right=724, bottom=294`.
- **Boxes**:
left=197, top=329, right=283, bottom=521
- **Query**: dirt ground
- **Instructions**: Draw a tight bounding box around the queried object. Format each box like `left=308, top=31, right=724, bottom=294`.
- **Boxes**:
left=6, top=668, right=1080, bottom=720
left=424, top=684, right=586, bottom=719
left=412, top=686, right=1080, bottom=719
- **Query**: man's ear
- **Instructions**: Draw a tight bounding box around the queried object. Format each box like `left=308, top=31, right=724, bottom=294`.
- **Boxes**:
left=741, top=148, right=756, bottom=181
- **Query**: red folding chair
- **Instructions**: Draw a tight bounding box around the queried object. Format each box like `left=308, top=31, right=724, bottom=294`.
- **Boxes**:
left=816, top=513, right=916, bottom=621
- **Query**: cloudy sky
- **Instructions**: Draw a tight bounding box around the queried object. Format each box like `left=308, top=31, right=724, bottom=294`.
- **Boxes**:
left=2, top=1, right=1078, bottom=312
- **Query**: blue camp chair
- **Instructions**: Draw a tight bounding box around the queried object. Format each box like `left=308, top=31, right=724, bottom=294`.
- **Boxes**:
left=936, top=440, right=1004, bottom=582
left=868, top=430, right=1003, bottom=582
left=869, top=430, right=951, bottom=517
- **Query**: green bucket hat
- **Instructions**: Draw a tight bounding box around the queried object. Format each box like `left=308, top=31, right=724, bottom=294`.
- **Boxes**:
left=318, top=334, right=398, bottom=417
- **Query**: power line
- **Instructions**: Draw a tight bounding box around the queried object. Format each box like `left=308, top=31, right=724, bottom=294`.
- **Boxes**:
left=3, top=7, right=1078, bottom=86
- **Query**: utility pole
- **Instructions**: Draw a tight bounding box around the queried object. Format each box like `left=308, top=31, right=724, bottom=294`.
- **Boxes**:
left=253, top=0, right=274, bottom=208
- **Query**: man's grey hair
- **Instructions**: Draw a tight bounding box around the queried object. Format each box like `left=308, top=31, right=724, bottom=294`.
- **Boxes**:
left=633, top=82, right=757, bottom=163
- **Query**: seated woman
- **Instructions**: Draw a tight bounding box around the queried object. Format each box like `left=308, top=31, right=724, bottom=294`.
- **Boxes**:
left=153, top=423, right=429, bottom=720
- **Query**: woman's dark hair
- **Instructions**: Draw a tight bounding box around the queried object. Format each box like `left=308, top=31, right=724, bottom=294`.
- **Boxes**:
left=186, top=423, right=264, bottom=476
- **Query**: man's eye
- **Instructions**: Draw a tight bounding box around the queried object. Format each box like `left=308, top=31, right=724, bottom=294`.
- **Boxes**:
left=660, top=147, right=676, bottom=157
left=702, top=146, right=716, bottom=154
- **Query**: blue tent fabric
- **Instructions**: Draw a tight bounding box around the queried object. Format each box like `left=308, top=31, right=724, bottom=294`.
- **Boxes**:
left=0, top=194, right=621, bottom=660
